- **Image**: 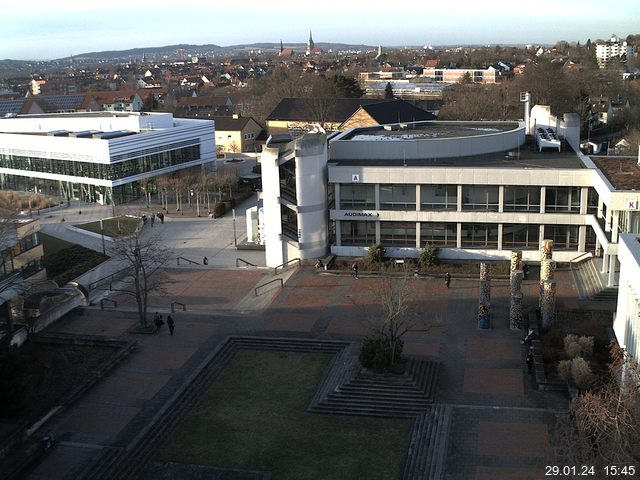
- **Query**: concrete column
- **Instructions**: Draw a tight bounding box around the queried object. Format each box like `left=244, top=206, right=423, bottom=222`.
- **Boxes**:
left=511, top=269, right=524, bottom=293
left=540, top=258, right=555, bottom=306
left=580, top=187, right=589, bottom=215
left=539, top=186, right=546, bottom=213
left=457, top=185, right=463, bottom=212
left=480, top=262, right=491, bottom=281
left=541, top=279, right=557, bottom=328
left=605, top=205, right=612, bottom=232
left=595, top=237, right=601, bottom=257
left=597, top=197, right=604, bottom=220
left=415, top=221, right=420, bottom=248
left=374, top=184, right=380, bottom=210
left=497, top=224, right=503, bottom=250
left=608, top=254, right=617, bottom=287
left=510, top=292, right=524, bottom=330
left=375, top=220, right=381, bottom=244
left=335, top=220, right=342, bottom=246
left=578, top=225, right=586, bottom=253
left=415, top=185, right=421, bottom=211
left=498, top=185, right=504, bottom=213
left=479, top=262, right=491, bottom=307
left=541, top=239, right=553, bottom=260
left=456, top=222, right=462, bottom=249
left=539, top=225, right=545, bottom=250
left=611, top=210, right=620, bottom=243
left=601, top=253, right=608, bottom=274
left=510, top=250, right=523, bottom=273
left=334, top=183, right=341, bottom=209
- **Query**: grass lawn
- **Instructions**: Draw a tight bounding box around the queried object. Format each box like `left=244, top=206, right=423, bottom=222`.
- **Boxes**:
left=158, top=350, right=412, bottom=480
left=40, top=233, right=109, bottom=285
left=39, top=232, right=73, bottom=256
left=75, top=216, right=139, bottom=237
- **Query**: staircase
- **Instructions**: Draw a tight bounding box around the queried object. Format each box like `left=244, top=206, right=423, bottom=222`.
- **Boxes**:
left=571, top=259, right=618, bottom=301
left=402, top=405, right=452, bottom=480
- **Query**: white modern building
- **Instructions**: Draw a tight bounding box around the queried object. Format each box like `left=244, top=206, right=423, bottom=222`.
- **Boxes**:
left=0, top=112, right=215, bottom=204
left=595, top=35, right=636, bottom=68
left=258, top=108, right=640, bottom=288
left=614, top=233, right=640, bottom=360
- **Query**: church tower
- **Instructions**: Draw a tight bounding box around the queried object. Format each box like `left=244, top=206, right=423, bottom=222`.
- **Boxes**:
left=306, top=30, right=314, bottom=55
left=280, top=39, right=283, bottom=55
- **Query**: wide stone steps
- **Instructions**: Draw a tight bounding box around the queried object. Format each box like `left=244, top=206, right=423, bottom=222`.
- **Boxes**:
left=402, top=404, right=452, bottom=480
left=572, top=259, right=617, bottom=301
left=79, top=336, right=350, bottom=480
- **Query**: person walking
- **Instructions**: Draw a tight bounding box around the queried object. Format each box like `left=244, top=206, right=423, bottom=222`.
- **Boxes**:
left=203, top=256, right=209, bottom=265
left=444, top=272, right=451, bottom=289
left=351, top=262, right=358, bottom=279
left=526, top=351, right=534, bottom=374
left=167, top=315, right=175, bottom=335
left=153, top=312, right=163, bottom=330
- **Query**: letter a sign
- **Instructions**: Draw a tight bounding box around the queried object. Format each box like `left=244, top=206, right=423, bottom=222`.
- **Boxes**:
left=351, top=174, right=360, bottom=182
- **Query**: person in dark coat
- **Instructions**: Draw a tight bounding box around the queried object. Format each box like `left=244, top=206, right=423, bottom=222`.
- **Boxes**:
left=351, top=262, right=358, bottom=279
left=444, top=272, right=451, bottom=288
left=526, top=351, right=534, bottom=373
left=167, top=315, right=175, bottom=335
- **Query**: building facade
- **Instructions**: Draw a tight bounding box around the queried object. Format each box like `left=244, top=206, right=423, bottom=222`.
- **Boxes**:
left=595, top=35, right=636, bottom=68
left=614, top=234, right=640, bottom=361
left=0, top=112, right=216, bottom=204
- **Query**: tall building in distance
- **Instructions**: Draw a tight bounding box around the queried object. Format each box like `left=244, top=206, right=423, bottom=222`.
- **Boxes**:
left=595, top=34, right=635, bottom=68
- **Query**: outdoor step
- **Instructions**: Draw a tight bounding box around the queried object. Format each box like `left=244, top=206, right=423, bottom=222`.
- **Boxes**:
left=78, top=446, right=125, bottom=480
left=325, top=396, right=431, bottom=410
left=336, top=385, right=431, bottom=398
left=318, top=399, right=429, bottom=413
left=403, top=412, right=432, bottom=480
left=309, top=405, right=421, bottom=418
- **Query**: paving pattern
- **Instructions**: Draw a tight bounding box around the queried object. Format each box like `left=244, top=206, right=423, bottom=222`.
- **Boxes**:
left=21, top=263, right=593, bottom=480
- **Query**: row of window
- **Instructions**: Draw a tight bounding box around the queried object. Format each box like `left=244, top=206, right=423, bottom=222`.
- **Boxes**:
left=338, top=184, right=597, bottom=213
left=339, top=221, right=586, bottom=250
left=0, top=144, right=201, bottom=181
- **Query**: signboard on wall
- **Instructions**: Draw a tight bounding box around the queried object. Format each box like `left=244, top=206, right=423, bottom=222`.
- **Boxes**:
left=628, top=200, right=639, bottom=210
left=351, top=174, right=360, bottom=182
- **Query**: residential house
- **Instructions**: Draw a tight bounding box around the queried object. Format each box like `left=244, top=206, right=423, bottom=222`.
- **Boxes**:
left=213, top=115, right=263, bottom=154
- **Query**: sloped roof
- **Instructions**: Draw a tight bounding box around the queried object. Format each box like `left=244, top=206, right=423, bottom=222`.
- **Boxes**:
left=212, top=115, right=261, bottom=131
left=358, top=99, right=436, bottom=124
left=91, top=90, right=140, bottom=105
left=266, top=97, right=386, bottom=123
left=30, top=95, right=89, bottom=112
left=0, top=99, right=28, bottom=116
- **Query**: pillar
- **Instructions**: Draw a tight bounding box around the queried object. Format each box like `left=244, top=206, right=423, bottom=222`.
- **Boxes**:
left=510, top=292, right=524, bottom=330
left=511, top=269, right=524, bottom=294
left=540, top=258, right=555, bottom=306
left=541, top=239, right=553, bottom=260
left=510, top=250, right=522, bottom=273
left=541, top=279, right=557, bottom=328
left=608, top=254, right=617, bottom=287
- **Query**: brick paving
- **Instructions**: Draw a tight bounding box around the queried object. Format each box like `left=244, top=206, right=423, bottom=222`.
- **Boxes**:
left=24, top=263, right=601, bottom=480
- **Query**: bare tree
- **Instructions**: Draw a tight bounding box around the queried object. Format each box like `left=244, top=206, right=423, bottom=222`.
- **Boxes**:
left=554, top=342, right=640, bottom=469
left=108, top=229, right=172, bottom=328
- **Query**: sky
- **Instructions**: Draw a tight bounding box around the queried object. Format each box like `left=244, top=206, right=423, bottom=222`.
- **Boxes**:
left=1, top=0, right=639, bottom=60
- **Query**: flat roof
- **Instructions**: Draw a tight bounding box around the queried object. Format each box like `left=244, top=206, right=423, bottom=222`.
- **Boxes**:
left=592, top=156, right=640, bottom=190
left=340, top=121, right=520, bottom=141
left=330, top=146, right=587, bottom=169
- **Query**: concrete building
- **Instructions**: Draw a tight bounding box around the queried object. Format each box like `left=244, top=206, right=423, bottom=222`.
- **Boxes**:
left=257, top=106, right=640, bottom=287
left=614, top=233, right=640, bottom=360
left=0, top=112, right=215, bottom=204
left=595, top=35, right=636, bottom=68
left=213, top=115, right=263, bottom=154
left=422, top=67, right=499, bottom=84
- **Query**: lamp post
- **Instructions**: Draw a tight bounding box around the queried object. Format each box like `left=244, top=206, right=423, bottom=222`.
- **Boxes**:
left=232, top=208, right=237, bottom=247
left=100, top=218, right=105, bottom=255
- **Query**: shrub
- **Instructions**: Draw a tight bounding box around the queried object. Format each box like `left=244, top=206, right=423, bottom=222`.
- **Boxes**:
left=359, top=334, right=403, bottom=373
left=367, top=243, right=386, bottom=263
left=418, top=242, right=439, bottom=268
left=563, top=334, right=581, bottom=359
left=577, top=336, right=594, bottom=357
left=558, top=360, right=572, bottom=381
left=213, top=202, right=226, bottom=218
left=570, top=357, right=594, bottom=390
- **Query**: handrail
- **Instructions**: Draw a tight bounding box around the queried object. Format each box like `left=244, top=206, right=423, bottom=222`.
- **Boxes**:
left=254, top=278, right=283, bottom=296
left=177, top=256, right=199, bottom=266
left=100, top=298, right=117, bottom=310
left=171, top=301, right=186, bottom=313
left=569, top=251, right=593, bottom=266
left=274, top=258, right=301, bottom=275
left=236, top=257, right=257, bottom=267
left=88, top=265, right=132, bottom=292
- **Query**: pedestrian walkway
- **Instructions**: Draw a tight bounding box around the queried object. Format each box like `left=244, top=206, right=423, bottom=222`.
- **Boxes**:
left=23, top=261, right=609, bottom=480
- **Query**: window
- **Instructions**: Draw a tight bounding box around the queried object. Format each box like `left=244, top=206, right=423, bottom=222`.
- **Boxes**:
left=544, top=225, right=579, bottom=250
left=421, top=185, right=457, bottom=210
left=380, top=221, right=416, bottom=246
left=503, top=186, right=540, bottom=212
left=420, top=222, right=457, bottom=247
left=340, top=220, right=376, bottom=246
left=380, top=184, right=416, bottom=210
left=587, top=188, right=598, bottom=215
left=281, top=205, right=298, bottom=241
left=340, top=184, right=375, bottom=209
left=461, top=223, right=499, bottom=248
left=545, top=187, right=580, bottom=213
left=502, top=224, right=539, bottom=249
left=462, top=186, right=499, bottom=211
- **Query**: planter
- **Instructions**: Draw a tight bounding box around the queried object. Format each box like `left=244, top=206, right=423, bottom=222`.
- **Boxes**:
left=477, top=313, right=491, bottom=330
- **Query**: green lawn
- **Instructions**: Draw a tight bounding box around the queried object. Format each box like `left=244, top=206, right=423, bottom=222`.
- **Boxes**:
left=39, top=232, right=73, bottom=257
left=75, top=216, right=139, bottom=237
left=159, top=350, right=412, bottom=480
left=40, top=233, right=109, bottom=285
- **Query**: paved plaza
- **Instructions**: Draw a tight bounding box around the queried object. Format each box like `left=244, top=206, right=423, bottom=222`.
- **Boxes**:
left=17, top=201, right=594, bottom=479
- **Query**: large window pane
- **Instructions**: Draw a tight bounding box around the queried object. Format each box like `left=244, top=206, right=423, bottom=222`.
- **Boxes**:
left=503, top=186, right=540, bottom=212
left=340, top=184, right=375, bottom=209
left=380, top=221, right=416, bottom=246
left=502, top=224, right=539, bottom=249
left=340, top=220, right=376, bottom=246
left=380, top=184, right=416, bottom=210
left=420, top=222, right=457, bottom=247
left=461, top=223, right=499, bottom=248
left=545, top=187, right=580, bottom=213
left=544, top=225, right=579, bottom=250
left=420, top=185, right=457, bottom=210
left=462, top=186, right=499, bottom=211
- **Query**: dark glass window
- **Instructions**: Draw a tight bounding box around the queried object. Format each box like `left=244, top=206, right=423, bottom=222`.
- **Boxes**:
left=502, top=224, right=539, bottom=249
left=503, top=186, right=541, bottom=212
left=380, top=221, right=416, bottom=246
left=545, top=187, right=580, bottom=213
left=461, top=223, right=499, bottom=248
left=420, top=185, right=457, bottom=210
left=462, top=186, right=499, bottom=211
left=340, top=184, right=375, bottom=209
left=420, top=222, right=457, bottom=247
left=544, top=225, right=579, bottom=250
left=380, top=184, right=416, bottom=210
left=340, top=220, right=376, bottom=246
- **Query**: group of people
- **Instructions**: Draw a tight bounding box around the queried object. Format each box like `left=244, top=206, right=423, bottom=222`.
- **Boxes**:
left=153, top=312, right=175, bottom=335
left=141, top=212, right=165, bottom=227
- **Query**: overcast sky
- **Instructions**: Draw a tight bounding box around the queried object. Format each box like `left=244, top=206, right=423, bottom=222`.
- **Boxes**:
left=2, top=0, right=639, bottom=60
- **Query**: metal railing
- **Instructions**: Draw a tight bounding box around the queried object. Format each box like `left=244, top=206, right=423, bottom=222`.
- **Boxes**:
left=176, top=256, right=199, bottom=266
left=254, top=278, right=283, bottom=296
left=274, top=258, right=301, bottom=275
left=236, top=257, right=257, bottom=267
left=88, top=265, right=133, bottom=292
left=569, top=251, right=593, bottom=266
left=171, top=302, right=186, bottom=313
left=100, top=298, right=117, bottom=310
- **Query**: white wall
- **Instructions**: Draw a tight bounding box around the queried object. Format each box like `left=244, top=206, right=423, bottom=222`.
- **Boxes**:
left=614, top=234, right=640, bottom=359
